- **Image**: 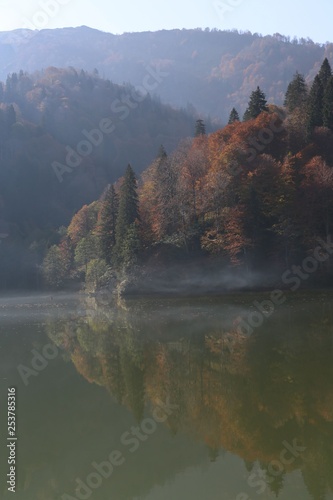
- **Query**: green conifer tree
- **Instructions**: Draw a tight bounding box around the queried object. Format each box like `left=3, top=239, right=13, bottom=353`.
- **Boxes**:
left=42, top=246, right=67, bottom=289
left=243, top=86, right=268, bottom=121
left=157, top=144, right=167, bottom=160
left=97, top=184, right=118, bottom=264
left=122, top=223, right=141, bottom=268
left=195, top=119, right=206, bottom=136
left=323, top=76, right=333, bottom=129
left=228, top=108, right=240, bottom=124
left=307, top=75, right=324, bottom=131
left=114, top=165, right=140, bottom=267
left=284, top=72, right=308, bottom=112
left=318, top=58, right=332, bottom=89
left=5, top=104, right=16, bottom=132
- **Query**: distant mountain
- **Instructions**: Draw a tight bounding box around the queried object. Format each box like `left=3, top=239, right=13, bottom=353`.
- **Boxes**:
left=0, top=27, right=332, bottom=121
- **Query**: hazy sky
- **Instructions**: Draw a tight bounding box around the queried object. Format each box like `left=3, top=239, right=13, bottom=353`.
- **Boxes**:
left=0, top=0, right=332, bottom=44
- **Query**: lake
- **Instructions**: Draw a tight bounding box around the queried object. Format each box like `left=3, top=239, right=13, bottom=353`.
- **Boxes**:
left=1, top=291, right=333, bottom=500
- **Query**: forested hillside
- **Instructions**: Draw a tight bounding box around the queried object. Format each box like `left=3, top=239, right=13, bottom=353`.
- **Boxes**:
left=0, top=68, right=200, bottom=289
left=42, top=60, right=333, bottom=295
left=1, top=27, right=333, bottom=121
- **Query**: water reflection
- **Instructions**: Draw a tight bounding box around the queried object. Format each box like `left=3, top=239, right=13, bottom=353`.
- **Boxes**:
left=44, top=293, right=333, bottom=500
left=1, top=293, right=333, bottom=499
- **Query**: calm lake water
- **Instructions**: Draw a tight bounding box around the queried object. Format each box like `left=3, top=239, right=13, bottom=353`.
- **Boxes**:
left=1, top=291, right=333, bottom=500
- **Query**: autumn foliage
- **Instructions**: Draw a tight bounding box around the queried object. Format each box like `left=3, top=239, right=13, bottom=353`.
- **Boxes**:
left=43, top=61, right=333, bottom=289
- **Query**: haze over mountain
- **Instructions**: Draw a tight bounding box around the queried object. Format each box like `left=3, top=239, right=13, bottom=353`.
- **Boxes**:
left=1, top=26, right=333, bottom=121
left=2, top=26, right=333, bottom=291
left=0, top=66, right=203, bottom=289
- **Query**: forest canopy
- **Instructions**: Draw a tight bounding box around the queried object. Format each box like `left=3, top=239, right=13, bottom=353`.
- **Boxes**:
left=41, top=59, right=333, bottom=294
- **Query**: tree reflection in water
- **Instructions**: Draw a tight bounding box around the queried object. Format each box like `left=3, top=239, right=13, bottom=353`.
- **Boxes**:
left=47, top=294, right=333, bottom=499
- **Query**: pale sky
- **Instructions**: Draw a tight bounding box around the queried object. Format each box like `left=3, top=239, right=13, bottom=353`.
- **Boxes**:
left=0, top=0, right=332, bottom=44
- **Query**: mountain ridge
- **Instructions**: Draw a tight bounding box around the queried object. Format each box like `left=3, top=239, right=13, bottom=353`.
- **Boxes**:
left=0, top=26, right=332, bottom=121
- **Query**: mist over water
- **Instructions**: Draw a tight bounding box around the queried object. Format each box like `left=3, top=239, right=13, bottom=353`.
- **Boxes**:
left=0, top=292, right=81, bottom=323
left=131, top=260, right=280, bottom=296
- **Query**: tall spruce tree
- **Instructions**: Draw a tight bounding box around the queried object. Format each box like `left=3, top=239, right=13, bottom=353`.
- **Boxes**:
left=284, top=72, right=308, bottom=112
left=114, top=164, right=140, bottom=266
left=5, top=104, right=16, bottom=132
left=243, top=87, right=268, bottom=121
left=307, top=75, right=324, bottom=131
left=323, top=76, right=333, bottom=129
left=228, top=108, right=240, bottom=124
left=195, top=119, right=206, bottom=136
left=318, top=58, right=332, bottom=89
left=121, top=223, right=141, bottom=268
left=157, top=144, right=167, bottom=159
left=97, top=184, right=118, bottom=264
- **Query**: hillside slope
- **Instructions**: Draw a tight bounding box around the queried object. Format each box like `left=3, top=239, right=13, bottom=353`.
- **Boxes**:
left=0, top=27, right=332, bottom=120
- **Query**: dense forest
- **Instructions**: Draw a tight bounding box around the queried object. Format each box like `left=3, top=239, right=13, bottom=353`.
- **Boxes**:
left=1, top=27, right=333, bottom=121
left=40, top=59, right=333, bottom=294
left=0, top=67, right=202, bottom=289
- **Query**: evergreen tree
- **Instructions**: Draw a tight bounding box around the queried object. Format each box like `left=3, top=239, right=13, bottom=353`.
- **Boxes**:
left=318, top=58, right=332, bottom=89
left=5, top=75, right=12, bottom=102
left=307, top=75, right=324, bottom=131
left=228, top=108, right=240, bottom=124
left=195, top=119, right=206, bottom=136
left=284, top=72, right=308, bottom=112
left=114, top=165, right=140, bottom=266
left=243, top=86, right=268, bottom=121
left=97, top=184, right=118, bottom=264
left=323, top=76, right=333, bottom=129
left=157, top=144, right=167, bottom=160
left=5, top=104, right=16, bottom=132
left=59, top=236, right=73, bottom=275
left=122, top=223, right=141, bottom=268
left=42, top=246, right=67, bottom=289
left=155, top=147, right=178, bottom=238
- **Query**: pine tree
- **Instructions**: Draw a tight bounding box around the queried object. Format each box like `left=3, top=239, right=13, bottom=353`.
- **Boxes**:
left=323, top=76, right=333, bottom=129
left=157, top=144, right=167, bottom=160
left=284, top=72, right=308, bottom=112
left=114, top=165, right=140, bottom=266
left=5, top=104, right=16, bottom=132
left=155, top=147, right=178, bottom=238
left=122, top=223, right=141, bottom=268
left=318, top=58, right=332, bottom=89
left=228, top=108, right=240, bottom=124
left=97, top=184, right=118, bottom=264
left=243, top=87, right=268, bottom=121
left=307, top=75, right=324, bottom=131
left=43, top=246, right=68, bottom=288
left=59, top=236, right=73, bottom=275
left=195, top=119, right=206, bottom=136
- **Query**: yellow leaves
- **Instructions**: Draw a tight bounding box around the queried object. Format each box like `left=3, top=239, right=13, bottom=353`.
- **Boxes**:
left=302, top=156, right=333, bottom=188
left=67, top=202, right=100, bottom=246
